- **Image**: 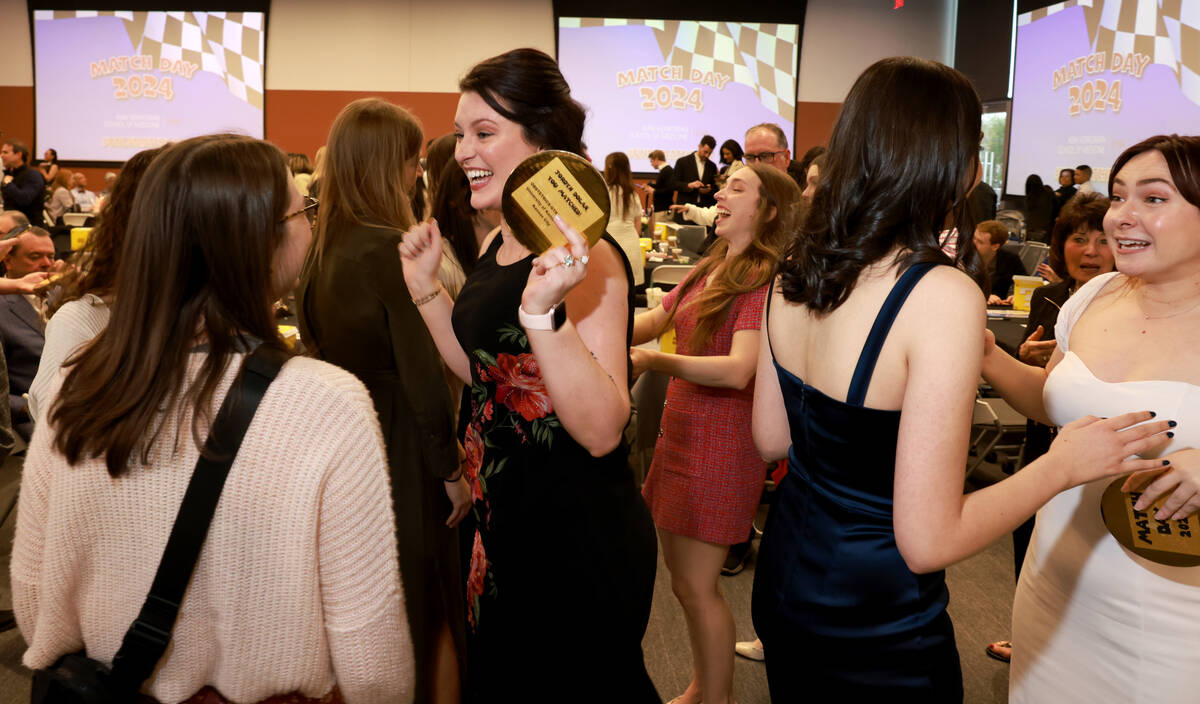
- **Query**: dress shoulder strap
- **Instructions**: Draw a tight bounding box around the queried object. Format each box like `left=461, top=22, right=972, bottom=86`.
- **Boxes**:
left=846, top=262, right=938, bottom=407
left=764, top=277, right=778, bottom=361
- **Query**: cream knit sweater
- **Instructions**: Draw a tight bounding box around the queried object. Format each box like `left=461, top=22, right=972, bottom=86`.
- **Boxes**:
left=12, top=354, right=414, bottom=704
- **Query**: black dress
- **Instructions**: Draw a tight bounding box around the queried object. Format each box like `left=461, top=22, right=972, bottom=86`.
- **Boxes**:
left=296, top=223, right=464, bottom=702
left=752, top=263, right=963, bottom=701
left=450, top=234, right=659, bottom=702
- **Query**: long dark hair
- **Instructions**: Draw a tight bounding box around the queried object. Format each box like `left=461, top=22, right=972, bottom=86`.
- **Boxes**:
left=1024, top=174, right=1045, bottom=199
left=51, top=134, right=291, bottom=476
left=779, top=57, right=981, bottom=312
left=1108, top=134, right=1200, bottom=209
left=310, top=98, right=422, bottom=273
left=658, top=164, right=800, bottom=352
left=459, top=48, right=586, bottom=155
left=50, top=145, right=167, bottom=315
left=604, top=152, right=637, bottom=218
left=431, top=160, right=482, bottom=276
left=719, top=139, right=744, bottom=166
left=425, top=133, right=458, bottom=200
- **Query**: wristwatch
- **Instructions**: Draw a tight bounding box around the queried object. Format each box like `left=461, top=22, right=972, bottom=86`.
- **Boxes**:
left=518, top=302, right=567, bottom=331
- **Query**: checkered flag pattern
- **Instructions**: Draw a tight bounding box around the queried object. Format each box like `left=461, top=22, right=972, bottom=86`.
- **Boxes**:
left=36, top=10, right=265, bottom=109
left=1020, top=0, right=1200, bottom=108
left=565, top=18, right=798, bottom=121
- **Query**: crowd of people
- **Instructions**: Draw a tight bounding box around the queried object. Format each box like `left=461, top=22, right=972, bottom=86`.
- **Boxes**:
left=0, top=46, right=1197, bottom=704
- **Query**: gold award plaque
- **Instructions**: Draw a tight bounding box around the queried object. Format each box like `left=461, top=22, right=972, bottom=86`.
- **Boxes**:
left=1101, top=477, right=1200, bottom=567
left=502, top=150, right=610, bottom=254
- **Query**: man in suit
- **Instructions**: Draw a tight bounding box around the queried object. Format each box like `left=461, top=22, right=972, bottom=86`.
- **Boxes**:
left=0, top=227, right=54, bottom=441
left=672, top=135, right=717, bottom=207
left=1, top=140, right=47, bottom=228
left=0, top=227, right=44, bottom=633
left=647, top=150, right=675, bottom=212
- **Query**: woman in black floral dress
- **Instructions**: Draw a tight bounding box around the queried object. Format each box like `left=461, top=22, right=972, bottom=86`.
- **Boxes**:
left=398, top=48, right=659, bottom=702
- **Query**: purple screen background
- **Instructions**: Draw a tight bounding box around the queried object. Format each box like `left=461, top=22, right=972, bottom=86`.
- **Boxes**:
left=34, top=15, right=264, bottom=162
left=559, top=24, right=796, bottom=173
left=1009, top=6, right=1200, bottom=195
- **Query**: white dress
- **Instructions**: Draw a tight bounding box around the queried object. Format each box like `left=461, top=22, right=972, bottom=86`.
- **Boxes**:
left=606, top=186, right=645, bottom=286
left=1010, top=272, right=1200, bottom=702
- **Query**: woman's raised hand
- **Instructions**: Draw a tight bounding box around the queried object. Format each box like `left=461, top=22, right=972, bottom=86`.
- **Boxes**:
left=521, top=215, right=591, bottom=315
left=398, top=218, right=444, bottom=295
left=1048, top=411, right=1176, bottom=489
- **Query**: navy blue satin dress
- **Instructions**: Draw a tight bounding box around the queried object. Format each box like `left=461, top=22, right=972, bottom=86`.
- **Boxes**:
left=751, top=263, right=962, bottom=701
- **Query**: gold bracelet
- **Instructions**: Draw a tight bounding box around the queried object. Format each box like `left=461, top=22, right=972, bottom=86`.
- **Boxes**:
left=412, top=286, right=441, bottom=307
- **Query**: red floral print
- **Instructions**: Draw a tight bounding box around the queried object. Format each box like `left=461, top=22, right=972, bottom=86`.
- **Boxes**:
left=463, top=423, right=485, bottom=504
left=467, top=529, right=488, bottom=629
left=489, top=353, right=554, bottom=421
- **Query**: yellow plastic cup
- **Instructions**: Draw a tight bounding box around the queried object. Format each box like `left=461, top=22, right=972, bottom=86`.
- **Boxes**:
left=70, top=227, right=92, bottom=250
left=1012, top=275, right=1044, bottom=311
left=659, top=327, right=676, bottom=354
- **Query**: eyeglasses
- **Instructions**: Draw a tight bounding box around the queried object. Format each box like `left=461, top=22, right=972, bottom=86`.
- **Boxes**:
left=744, top=150, right=786, bottom=164
left=281, top=196, right=319, bottom=224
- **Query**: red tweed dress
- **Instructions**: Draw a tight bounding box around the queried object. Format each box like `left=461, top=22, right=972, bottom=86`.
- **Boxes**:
left=641, top=279, right=770, bottom=545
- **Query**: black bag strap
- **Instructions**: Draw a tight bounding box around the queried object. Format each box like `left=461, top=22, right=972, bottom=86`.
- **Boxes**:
left=107, top=344, right=288, bottom=696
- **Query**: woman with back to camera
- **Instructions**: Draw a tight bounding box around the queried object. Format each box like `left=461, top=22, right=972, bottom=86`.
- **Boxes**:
left=1022, top=173, right=1056, bottom=242
left=981, top=134, right=1200, bottom=701
left=750, top=57, right=1172, bottom=701
left=296, top=98, right=466, bottom=704
left=45, top=168, right=74, bottom=226
left=398, top=48, right=658, bottom=702
left=13, top=134, right=413, bottom=703
left=27, top=145, right=166, bottom=419
left=633, top=163, right=799, bottom=704
left=984, top=190, right=1115, bottom=663
left=289, top=152, right=314, bottom=197
left=604, top=151, right=645, bottom=288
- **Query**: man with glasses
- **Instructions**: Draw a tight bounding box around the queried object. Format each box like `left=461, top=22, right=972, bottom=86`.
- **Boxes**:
left=743, top=123, right=806, bottom=188
left=672, top=123, right=807, bottom=229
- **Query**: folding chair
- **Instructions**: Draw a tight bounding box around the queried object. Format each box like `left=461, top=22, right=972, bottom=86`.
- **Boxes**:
left=650, top=264, right=694, bottom=287
left=1017, top=241, right=1050, bottom=276
left=968, top=396, right=1027, bottom=478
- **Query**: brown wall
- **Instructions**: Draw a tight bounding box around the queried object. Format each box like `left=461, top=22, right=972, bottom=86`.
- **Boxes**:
left=1, top=85, right=111, bottom=196
left=5, top=86, right=840, bottom=190
left=1, top=86, right=461, bottom=185
left=793, top=101, right=842, bottom=156
left=266, top=90, right=461, bottom=161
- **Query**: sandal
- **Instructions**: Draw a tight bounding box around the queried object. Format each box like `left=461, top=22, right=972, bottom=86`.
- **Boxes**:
left=985, top=639, right=1012, bottom=663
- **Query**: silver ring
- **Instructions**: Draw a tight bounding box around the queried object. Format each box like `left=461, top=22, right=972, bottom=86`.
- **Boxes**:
left=580, top=255, right=589, bottom=265
left=562, top=253, right=575, bottom=268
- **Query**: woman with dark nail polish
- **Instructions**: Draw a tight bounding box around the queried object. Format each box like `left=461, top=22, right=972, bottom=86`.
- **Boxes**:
left=982, top=134, right=1200, bottom=702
